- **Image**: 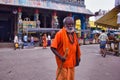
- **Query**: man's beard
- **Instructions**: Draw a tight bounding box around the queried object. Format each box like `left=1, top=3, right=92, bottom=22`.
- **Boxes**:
left=65, top=27, right=75, bottom=33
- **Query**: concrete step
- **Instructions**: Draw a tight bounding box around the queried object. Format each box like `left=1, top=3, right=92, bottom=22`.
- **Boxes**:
left=0, top=43, right=14, bottom=48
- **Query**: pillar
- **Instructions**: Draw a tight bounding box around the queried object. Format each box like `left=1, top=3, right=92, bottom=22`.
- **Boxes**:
left=34, top=9, right=39, bottom=21
left=17, top=7, right=23, bottom=39
left=52, top=11, right=59, bottom=28
left=43, top=15, right=47, bottom=28
left=18, top=7, right=22, bottom=33
left=34, top=9, right=40, bottom=28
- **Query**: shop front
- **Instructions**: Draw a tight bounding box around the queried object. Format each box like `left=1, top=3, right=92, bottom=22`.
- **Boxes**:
left=0, top=5, right=69, bottom=47
left=0, top=5, right=15, bottom=43
left=0, top=0, right=93, bottom=47
left=95, top=5, right=120, bottom=56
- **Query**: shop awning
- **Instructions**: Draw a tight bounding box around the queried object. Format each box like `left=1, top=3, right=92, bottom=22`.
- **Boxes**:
left=95, top=5, right=120, bottom=28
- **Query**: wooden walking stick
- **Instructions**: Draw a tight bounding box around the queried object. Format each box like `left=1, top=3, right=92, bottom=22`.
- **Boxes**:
left=56, top=48, right=68, bottom=80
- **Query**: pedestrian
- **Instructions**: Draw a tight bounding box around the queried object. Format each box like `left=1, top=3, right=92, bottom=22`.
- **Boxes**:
left=42, top=33, right=47, bottom=48
left=23, top=33, right=28, bottom=43
left=23, top=33, right=28, bottom=47
left=50, top=17, right=81, bottom=80
left=98, top=30, right=108, bottom=57
left=18, top=37, right=23, bottom=49
left=47, top=34, right=51, bottom=46
left=36, top=19, right=41, bottom=28
left=14, top=34, right=19, bottom=50
left=30, top=35, right=34, bottom=46
left=107, top=33, right=115, bottom=51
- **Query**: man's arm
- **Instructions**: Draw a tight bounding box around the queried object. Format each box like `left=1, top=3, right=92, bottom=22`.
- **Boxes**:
left=50, top=47, right=66, bottom=62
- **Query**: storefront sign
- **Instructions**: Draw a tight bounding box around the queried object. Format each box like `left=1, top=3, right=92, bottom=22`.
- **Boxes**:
left=27, top=0, right=41, bottom=7
left=70, top=5, right=77, bottom=12
left=0, top=0, right=14, bottom=4
left=0, top=0, right=92, bottom=15
left=23, top=21, right=36, bottom=28
left=19, top=0, right=26, bottom=5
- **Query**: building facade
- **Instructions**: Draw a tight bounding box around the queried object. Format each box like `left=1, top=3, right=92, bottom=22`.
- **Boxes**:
left=0, top=0, right=93, bottom=44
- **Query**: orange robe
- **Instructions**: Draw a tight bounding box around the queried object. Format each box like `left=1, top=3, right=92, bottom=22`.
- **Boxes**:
left=51, top=27, right=81, bottom=80
left=42, top=36, right=47, bottom=48
left=56, top=67, right=74, bottom=80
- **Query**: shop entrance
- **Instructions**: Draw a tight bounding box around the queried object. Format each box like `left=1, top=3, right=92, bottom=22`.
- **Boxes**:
left=0, top=13, right=14, bottom=42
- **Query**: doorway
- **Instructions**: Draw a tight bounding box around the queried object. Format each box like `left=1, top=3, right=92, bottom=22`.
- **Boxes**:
left=0, top=13, right=14, bottom=42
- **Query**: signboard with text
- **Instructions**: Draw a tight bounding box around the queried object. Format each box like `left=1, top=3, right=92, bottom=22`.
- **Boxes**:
left=0, top=0, right=14, bottom=4
left=0, top=0, right=92, bottom=15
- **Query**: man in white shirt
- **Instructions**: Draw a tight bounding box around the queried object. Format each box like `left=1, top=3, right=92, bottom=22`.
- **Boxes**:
left=23, top=33, right=28, bottom=47
left=14, top=35, right=18, bottom=43
left=98, top=30, right=108, bottom=57
left=23, top=34, right=28, bottom=42
left=14, top=34, right=19, bottom=49
left=47, top=34, right=51, bottom=46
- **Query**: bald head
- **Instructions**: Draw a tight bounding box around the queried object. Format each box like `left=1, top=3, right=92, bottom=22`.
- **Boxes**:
left=63, top=17, right=74, bottom=25
left=63, top=17, right=75, bottom=33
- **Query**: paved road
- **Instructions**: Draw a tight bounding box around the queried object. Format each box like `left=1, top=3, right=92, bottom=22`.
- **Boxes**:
left=0, top=44, right=120, bottom=80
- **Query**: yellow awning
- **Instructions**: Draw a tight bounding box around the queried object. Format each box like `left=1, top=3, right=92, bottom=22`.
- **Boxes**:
left=95, top=5, right=120, bottom=28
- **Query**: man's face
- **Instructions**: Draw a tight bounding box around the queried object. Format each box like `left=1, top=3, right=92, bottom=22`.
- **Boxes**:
left=65, top=18, right=75, bottom=33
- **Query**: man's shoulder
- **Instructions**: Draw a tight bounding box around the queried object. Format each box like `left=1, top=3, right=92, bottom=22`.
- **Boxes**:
left=54, top=29, right=65, bottom=40
left=56, top=28, right=64, bottom=35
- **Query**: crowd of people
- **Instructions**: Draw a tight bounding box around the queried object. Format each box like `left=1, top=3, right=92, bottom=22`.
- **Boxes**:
left=13, top=32, right=54, bottom=49
left=98, top=30, right=120, bottom=57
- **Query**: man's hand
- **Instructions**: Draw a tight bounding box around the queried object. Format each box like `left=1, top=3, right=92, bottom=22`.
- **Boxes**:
left=51, top=47, right=68, bottom=62
left=60, top=56, right=66, bottom=62
left=79, top=58, right=81, bottom=63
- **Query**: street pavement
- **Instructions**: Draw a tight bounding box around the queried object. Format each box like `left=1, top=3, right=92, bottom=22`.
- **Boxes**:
left=0, top=44, right=120, bottom=80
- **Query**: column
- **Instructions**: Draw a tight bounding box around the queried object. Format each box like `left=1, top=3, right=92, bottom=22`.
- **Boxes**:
left=34, top=9, right=40, bottom=28
left=18, top=7, right=22, bottom=34
left=17, top=7, right=23, bottom=39
left=43, top=15, right=47, bottom=28
left=34, top=9, right=39, bottom=21
left=52, top=11, right=59, bottom=28
left=13, top=9, right=17, bottom=35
